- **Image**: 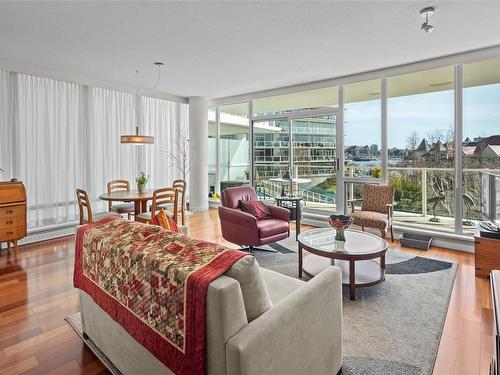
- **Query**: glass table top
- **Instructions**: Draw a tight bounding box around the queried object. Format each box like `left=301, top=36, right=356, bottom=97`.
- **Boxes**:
left=297, top=227, right=388, bottom=256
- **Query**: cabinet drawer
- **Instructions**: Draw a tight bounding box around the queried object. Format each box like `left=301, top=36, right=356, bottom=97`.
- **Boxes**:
left=0, top=216, right=18, bottom=229
left=0, top=205, right=25, bottom=220
left=0, top=226, right=26, bottom=241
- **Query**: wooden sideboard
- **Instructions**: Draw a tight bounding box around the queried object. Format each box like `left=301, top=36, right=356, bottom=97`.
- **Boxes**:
left=0, top=181, right=27, bottom=256
left=475, top=225, right=500, bottom=278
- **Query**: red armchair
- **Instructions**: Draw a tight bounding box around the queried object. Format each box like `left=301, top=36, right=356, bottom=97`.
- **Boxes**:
left=218, top=185, right=290, bottom=252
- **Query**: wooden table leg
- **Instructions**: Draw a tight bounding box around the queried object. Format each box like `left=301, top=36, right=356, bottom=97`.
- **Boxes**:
left=298, top=243, right=303, bottom=279
left=141, top=200, right=147, bottom=214
left=13, top=240, right=18, bottom=257
left=349, top=259, right=356, bottom=301
left=134, top=201, right=142, bottom=219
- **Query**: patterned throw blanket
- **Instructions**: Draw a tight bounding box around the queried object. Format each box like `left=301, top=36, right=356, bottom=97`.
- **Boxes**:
left=73, top=217, right=247, bottom=375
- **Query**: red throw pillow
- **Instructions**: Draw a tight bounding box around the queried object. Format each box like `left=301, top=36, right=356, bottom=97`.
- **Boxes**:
left=239, top=200, right=272, bottom=220
left=150, top=209, right=182, bottom=233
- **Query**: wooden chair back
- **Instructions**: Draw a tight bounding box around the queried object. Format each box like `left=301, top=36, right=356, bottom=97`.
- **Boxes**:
left=107, top=180, right=130, bottom=210
left=151, top=188, right=178, bottom=222
left=76, top=189, right=92, bottom=224
left=172, top=180, right=186, bottom=225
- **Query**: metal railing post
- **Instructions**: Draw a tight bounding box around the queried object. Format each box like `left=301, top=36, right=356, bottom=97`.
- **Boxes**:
left=422, top=169, right=427, bottom=217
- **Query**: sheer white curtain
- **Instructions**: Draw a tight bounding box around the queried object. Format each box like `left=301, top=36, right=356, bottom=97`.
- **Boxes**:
left=15, top=74, right=85, bottom=228
left=0, top=70, right=187, bottom=231
left=141, top=96, right=189, bottom=189
left=0, top=71, right=14, bottom=178
left=87, top=87, right=138, bottom=211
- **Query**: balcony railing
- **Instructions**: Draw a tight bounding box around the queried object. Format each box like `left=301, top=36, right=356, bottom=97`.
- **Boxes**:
left=254, top=155, right=335, bottom=163
left=216, top=161, right=497, bottom=233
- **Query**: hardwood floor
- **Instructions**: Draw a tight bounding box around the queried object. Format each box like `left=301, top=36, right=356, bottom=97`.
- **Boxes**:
left=0, top=208, right=493, bottom=374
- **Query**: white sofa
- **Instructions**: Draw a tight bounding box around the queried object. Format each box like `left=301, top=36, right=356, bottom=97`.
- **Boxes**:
left=80, top=256, right=343, bottom=375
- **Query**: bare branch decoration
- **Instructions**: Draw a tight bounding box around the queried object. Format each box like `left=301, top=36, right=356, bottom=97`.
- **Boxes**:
left=162, top=129, right=197, bottom=183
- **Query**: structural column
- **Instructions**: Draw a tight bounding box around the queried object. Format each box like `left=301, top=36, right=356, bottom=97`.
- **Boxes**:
left=189, top=97, right=209, bottom=211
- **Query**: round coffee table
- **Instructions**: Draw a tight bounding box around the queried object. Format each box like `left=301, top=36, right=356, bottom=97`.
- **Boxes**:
left=298, top=228, right=388, bottom=300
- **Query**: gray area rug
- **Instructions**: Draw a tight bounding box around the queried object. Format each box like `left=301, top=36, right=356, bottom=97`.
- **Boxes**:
left=254, top=233, right=457, bottom=375
left=66, top=231, right=456, bottom=375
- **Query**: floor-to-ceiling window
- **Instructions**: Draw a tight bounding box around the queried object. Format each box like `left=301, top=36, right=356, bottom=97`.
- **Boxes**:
left=463, top=57, right=500, bottom=232
left=253, top=118, right=290, bottom=200
left=343, top=79, right=382, bottom=212
left=388, top=66, right=455, bottom=232
left=211, top=54, right=500, bottom=237
left=291, top=115, right=336, bottom=210
left=252, top=87, right=338, bottom=209
left=219, top=103, right=250, bottom=192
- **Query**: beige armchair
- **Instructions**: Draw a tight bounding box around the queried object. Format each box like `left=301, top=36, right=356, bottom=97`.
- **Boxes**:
left=349, top=184, right=395, bottom=241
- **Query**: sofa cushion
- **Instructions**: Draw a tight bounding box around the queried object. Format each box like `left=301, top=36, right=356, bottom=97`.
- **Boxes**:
left=224, top=256, right=273, bottom=322
left=257, top=219, right=289, bottom=238
left=239, top=200, right=272, bottom=220
left=151, top=209, right=181, bottom=234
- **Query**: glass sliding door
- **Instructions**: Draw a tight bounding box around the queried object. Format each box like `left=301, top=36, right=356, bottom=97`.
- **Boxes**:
left=463, top=57, right=500, bottom=233
left=253, top=118, right=290, bottom=201
left=291, top=115, right=337, bottom=211
left=387, top=66, right=455, bottom=232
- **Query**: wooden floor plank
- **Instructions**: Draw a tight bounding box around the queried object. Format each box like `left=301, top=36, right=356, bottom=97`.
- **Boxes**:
left=0, top=208, right=492, bottom=374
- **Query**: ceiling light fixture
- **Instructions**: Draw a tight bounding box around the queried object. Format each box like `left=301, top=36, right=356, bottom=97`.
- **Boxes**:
left=120, top=62, right=165, bottom=145
left=420, top=7, right=435, bottom=34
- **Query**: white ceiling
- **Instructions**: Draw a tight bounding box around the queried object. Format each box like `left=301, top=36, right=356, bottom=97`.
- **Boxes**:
left=1, top=1, right=500, bottom=100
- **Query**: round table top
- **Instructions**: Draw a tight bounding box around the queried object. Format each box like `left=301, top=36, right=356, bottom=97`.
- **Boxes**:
left=298, top=227, right=388, bottom=258
left=99, top=189, right=156, bottom=202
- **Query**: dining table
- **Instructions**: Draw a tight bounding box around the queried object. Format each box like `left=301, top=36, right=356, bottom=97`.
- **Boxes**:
left=99, top=189, right=156, bottom=220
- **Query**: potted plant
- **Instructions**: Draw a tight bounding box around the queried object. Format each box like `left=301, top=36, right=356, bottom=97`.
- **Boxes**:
left=136, top=172, right=149, bottom=194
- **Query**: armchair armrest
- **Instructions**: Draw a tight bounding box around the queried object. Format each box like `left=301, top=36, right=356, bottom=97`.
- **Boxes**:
left=348, top=198, right=363, bottom=213
left=226, top=267, right=342, bottom=375
left=267, top=205, right=290, bottom=222
left=218, top=206, right=257, bottom=227
left=386, top=203, right=394, bottom=219
left=218, top=206, right=260, bottom=246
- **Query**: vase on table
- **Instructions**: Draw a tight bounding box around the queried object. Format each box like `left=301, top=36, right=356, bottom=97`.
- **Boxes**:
left=137, top=183, right=146, bottom=194
left=328, top=214, right=354, bottom=250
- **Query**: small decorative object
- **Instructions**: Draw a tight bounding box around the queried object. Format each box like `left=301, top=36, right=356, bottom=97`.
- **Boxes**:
left=136, top=172, right=149, bottom=194
left=329, top=214, right=354, bottom=249
left=213, top=192, right=220, bottom=201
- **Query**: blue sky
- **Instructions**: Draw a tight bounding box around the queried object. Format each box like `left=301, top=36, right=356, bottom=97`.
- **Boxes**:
left=344, top=83, right=500, bottom=149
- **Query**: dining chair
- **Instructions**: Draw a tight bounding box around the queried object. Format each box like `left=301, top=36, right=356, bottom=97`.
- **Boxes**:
left=107, top=180, right=135, bottom=220
left=172, top=180, right=186, bottom=225
left=76, top=189, right=121, bottom=225
left=137, top=188, right=179, bottom=223
left=148, top=180, right=186, bottom=224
